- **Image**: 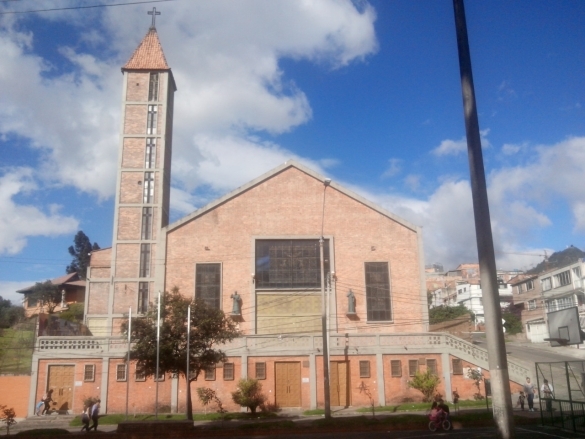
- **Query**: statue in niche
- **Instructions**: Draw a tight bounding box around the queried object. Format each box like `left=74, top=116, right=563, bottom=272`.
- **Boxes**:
left=230, top=291, right=241, bottom=315
left=347, top=289, right=356, bottom=314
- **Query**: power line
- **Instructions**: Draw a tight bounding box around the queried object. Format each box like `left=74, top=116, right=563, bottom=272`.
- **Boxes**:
left=0, top=0, right=177, bottom=15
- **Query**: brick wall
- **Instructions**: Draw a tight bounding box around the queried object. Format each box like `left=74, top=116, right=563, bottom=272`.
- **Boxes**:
left=126, top=72, right=149, bottom=102
left=0, top=375, right=30, bottom=418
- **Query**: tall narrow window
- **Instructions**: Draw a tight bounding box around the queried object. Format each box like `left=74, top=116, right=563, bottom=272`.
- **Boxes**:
left=143, top=172, right=154, bottom=203
left=359, top=361, right=371, bottom=378
left=391, top=360, right=402, bottom=377
left=84, top=364, right=95, bottom=382
left=255, top=362, right=266, bottom=380
left=148, top=73, right=159, bottom=101
left=426, top=359, right=437, bottom=375
left=205, top=366, right=216, bottom=381
left=452, top=358, right=463, bottom=375
left=141, top=207, right=153, bottom=240
left=138, top=282, right=149, bottom=313
left=145, top=138, right=156, bottom=169
left=365, top=262, right=391, bottom=321
left=195, top=263, right=221, bottom=309
left=116, top=364, right=127, bottom=381
left=223, top=363, right=234, bottom=381
left=408, top=359, right=419, bottom=377
left=147, top=105, right=157, bottom=134
left=140, top=244, right=151, bottom=278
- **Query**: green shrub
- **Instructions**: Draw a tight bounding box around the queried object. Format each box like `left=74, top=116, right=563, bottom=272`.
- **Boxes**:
left=407, top=370, right=440, bottom=402
left=231, top=378, right=267, bottom=414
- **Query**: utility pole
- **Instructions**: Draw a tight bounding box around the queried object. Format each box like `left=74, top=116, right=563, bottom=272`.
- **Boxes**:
left=125, top=307, right=132, bottom=420
left=320, top=178, right=331, bottom=419
left=452, top=1, right=515, bottom=437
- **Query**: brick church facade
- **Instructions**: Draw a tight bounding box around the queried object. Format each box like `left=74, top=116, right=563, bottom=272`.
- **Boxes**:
left=27, top=23, right=527, bottom=416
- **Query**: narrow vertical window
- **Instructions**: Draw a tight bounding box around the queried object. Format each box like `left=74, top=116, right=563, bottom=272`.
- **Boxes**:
left=255, top=362, right=266, bottom=380
left=138, top=282, right=149, bottom=313
left=223, top=363, right=234, bottom=381
left=116, top=364, right=127, bottom=381
left=195, top=263, right=221, bottom=309
left=359, top=360, right=370, bottom=378
left=135, top=365, right=146, bottom=382
left=140, top=244, right=151, bottom=278
left=148, top=73, right=159, bottom=101
left=391, top=360, right=402, bottom=377
left=84, top=364, right=95, bottom=382
left=145, top=138, right=156, bottom=169
left=365, top=262, right=391, bottom=321
left=143, top=172, right=154, bottom=203
left=147, top=105, right=157, bottom=134
left=426, top=359, right=437, bottom=375
left=452, top=358, right=463, bottom=375
left=205, top=366, right=216, bottom=381
left=141, top=207, right=153, bottom=240
left=408, top=359, right=419, bottom=377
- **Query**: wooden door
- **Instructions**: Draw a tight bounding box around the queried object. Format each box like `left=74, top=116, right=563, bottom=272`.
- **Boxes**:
left=274, top=362, right=301, bottom=407
left=330, top=361, right=350, bottom=407
left=47, top=365, right=75, bottom=413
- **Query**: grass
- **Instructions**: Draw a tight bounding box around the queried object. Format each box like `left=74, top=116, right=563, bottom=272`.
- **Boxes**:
left=0, top=320, right=35, bottom=374
left=353, top=398, right=490, bottom=414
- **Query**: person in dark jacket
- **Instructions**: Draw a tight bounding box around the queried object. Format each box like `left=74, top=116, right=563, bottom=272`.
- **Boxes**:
left=41, top=389, right=53, bottom=415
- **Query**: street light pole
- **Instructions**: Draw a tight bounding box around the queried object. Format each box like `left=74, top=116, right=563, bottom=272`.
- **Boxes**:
left=125, top=307, right=132, bottom=420
left=452, top=1, right=514, bottom=437
left=320, top=178, right=331, bottom=419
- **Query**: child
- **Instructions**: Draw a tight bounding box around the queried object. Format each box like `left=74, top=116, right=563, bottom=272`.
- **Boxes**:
left=35, top=399, right=44, bottom=416
left=80, top=407, right=90, bottom=431
left=517, top=391, right=526, bottom=410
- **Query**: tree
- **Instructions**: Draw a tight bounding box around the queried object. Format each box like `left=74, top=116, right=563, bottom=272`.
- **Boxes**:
left=407, top=369, right=441, bottom=402
left=429, top=304, right=474, bottom=325
left=66, top=231, right=100, bottom=279
left=0, top=297, right=24, bottom=328
left=0, top=405, right=16, bottom=435
left=502, top=311, right=522, bottom=335
left=231, top=378, right=266, bottom=414
left=467, top=368, right=484, bottom=400
left=29, top=281, right=61, bottom=314
left=123, top=288, right=239, bottom=420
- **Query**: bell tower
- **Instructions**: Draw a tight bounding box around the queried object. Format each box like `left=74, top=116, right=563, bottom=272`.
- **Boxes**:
left=101, top=18, right=176, bottom=334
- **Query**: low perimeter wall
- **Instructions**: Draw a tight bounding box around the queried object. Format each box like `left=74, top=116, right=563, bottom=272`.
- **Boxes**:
left=0, top=375, right=31, bottom=418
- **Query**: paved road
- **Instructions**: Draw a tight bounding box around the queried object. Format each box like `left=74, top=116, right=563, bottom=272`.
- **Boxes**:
left=472, top=333, right=585, bottom=376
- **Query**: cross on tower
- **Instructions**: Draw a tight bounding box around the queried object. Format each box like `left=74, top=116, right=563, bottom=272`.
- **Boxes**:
left=148, top=7, right=161, bottom=28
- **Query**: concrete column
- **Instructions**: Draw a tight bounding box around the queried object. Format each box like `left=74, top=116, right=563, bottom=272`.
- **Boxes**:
left=376, top=353, right=385, bottom=406
left=171, top=374, right=178, bottom=413
left=28, top=355, right=40, bottom=416
left=441, top=353, right=453, bottom=402
left=100, top=358, right=109, bottom=413
left=309, top=353, right=317, bottom=409
left=241, top=354, right=248, bottom=378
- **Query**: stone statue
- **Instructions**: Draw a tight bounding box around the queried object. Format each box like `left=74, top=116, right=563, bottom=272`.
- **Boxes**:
left=347, top=289, right=356, bottom=314
left=230, top=291, right=241, bottom=315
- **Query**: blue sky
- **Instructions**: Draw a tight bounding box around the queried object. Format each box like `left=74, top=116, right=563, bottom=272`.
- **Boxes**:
left=1, top=0, right=584, bottom=304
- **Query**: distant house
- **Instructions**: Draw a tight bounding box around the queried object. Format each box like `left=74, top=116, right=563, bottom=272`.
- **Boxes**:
left=17, top=273, right=86, bottom=318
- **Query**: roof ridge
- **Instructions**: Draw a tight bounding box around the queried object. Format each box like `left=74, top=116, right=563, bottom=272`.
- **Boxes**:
left=123, top=27, right=170, bottom=70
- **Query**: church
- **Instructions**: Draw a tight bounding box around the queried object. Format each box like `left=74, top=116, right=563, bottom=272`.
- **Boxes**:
left=27, top=21, right=526, bottom=415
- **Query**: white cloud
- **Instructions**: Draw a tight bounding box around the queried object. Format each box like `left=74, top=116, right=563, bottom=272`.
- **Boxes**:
left=432, top=129, right=491, bottom=156
left=382, top=158, right=402, bottom=178
left=0, top=168, right=79, bottom=255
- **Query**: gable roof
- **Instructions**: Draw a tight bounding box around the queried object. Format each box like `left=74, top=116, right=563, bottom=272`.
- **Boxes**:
left=16, top=272, right=83, bottom=294
left=123, top=27, right=170, bottom=71
left=166, top=160, right=420, bottom=233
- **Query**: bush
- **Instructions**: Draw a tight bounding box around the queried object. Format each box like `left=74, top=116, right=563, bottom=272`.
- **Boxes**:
left=59, top=303, right=84, bottom=323
left=231, top=378, right=267, bottom=414
left=407, top=370, right=441, bottom=402
left=83, top=396, right=99, bottom=410
left=0, top=405, right=17, bottom=435
left=429, top=305, right=474, bottom=324
left=502, top=311, right=523, bottom=334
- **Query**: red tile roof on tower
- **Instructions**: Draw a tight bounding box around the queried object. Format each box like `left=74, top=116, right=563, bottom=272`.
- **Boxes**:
left=123, top=27, right=170, bottom=70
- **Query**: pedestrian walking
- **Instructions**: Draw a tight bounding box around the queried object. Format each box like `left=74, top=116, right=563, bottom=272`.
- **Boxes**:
left=523, top=377, right=536, bottom=411
left=89, top=399, right=101, bottom=431
left=541, top=379, right=554, bottom=411
left=80, top=406, right=91, bottom=432
left=41, top=389, right=53, bottom=415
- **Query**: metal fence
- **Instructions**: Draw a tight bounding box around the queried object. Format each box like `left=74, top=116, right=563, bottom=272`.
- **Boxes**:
left=536, top=361, right=585, bottom=433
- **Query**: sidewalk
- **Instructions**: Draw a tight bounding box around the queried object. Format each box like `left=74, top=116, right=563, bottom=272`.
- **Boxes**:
left=1, top=405, right=544, bottom=436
